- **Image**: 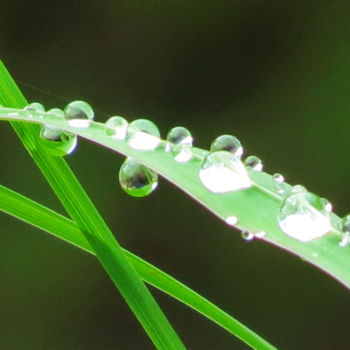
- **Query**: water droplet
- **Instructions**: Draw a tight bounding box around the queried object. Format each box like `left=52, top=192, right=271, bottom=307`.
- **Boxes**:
left=255, top=231, right=266, bottom=238
left=244, top=155, right=263, bottom=172
left=47, top=108, right=64, bottom=117
left=278, top=191, right=331, bottom=242
left=339, top=215, right=350, bottom=247
left=105, top=116, right=128, bottom=139
left=119, top=158, right=158, bottom=197
left=39, top=125, right=77, bottom=157
left=127, top=119, right=160, bottom=150
left=272, top=173, right=285, bottom=194
left=165, top=126, right=193, bottom=162
left=24, top=102, right=45, bottom=117
left=64, top=100, right=94, bottom=128
left=292, top=185, right=307, bottom=193
left=225, top=216, right=238, bottom=226
left=311, top=252, right=319, bottom=257
left=210, top=135, right=243, bottom=159
left=273, top=173, right=284, bottom=183
left=166, top=126, right=193, bottom=149
left=199, top=151, right=251, bottom=193
left=241, top=231, right=254, bottom=241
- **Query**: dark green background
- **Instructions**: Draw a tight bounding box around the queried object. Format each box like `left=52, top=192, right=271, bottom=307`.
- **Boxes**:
left=1, top=1, right=350, bottom=349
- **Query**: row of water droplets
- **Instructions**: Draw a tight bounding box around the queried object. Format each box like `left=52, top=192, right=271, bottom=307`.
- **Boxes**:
left=13, top=101, right=350, bottom=246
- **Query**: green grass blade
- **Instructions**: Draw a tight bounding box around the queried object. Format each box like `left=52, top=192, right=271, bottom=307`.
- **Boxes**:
left=0, top=183, right=276, bottom=349
left=0, top=96, right=347, bottom=289
left=0, top=61, right=185, bottom=349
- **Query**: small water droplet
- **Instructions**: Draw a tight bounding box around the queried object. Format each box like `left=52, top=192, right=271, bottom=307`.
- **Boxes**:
left=272, top=173, right=285, bottom=194
left=255, top=231, right=266, bottom=238
left=119, top=158, right=158, bottom=197
left=241, top=231, right=254, bottom=241
left=244, top=155, right=263, bottom=172
left=225, top=216, right=238, bottom=226
left=39, top=125, right=77, bottom=157
left=47, top=108, right=64, bottom=117
left=311, top=252, right=319, bottom=257
left=292, top=185, right=307, bottom=193
left=165, top=127, right=193, bottom=162
left=24, top=102, right=45, bottom=118
left=273, top=173, right=284, bottom=183
left=105, top=116, right=128, bottom=139
left=278, top=191, right=331, bottom=242
left=199, top=151, right=251, bottom=193
left=210, top=135, right=243, bottom=159
left=64, top=100, right=94, bottom=128
left=127, top=119, right=161, bottom=150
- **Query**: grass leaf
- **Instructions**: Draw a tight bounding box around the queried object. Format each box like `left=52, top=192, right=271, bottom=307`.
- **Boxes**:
left=0, top=183, right=276, bottom=349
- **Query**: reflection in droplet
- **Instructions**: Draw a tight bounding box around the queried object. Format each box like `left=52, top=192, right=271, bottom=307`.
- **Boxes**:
left=199, top=151, right=251, bottom=193
left=127, top=119, right=161, bottom=150
left=278, top=191, right=331, bottom=242
left=119, top=158, right=158, bottom=197
left=105, top=116, right=128, bottom=139
left=210, top=135, right=243, bottom=159
left=64, top=100, right=94, bottom=128
left=244, top=155, right=263, bottom=172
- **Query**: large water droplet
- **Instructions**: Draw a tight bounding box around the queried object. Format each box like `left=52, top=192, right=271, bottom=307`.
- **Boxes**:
left=278, top=191, right=331, bottom=242
left=64, top=100, right=94, bottom=128
left=244, top=155, right=263, bottom=172
left=105, top=116, right=128, bottom=139
left=166, top=126, right=193, bottom=162
left=119, top=158, right=158, bottom=197
left=39, top=125, right=77, bottom=157
left=127, top=119, right=160, bottom=150
left=210, top=135, right=243, bottom=159
left=199, top=151, right=251, bottom=193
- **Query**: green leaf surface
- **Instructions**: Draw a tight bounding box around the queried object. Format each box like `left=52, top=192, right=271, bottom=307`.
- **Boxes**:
left=0, top=61, right=185, bottom=350
left=0, top=81, right=348, bottom=290
left=0, top=183, right=276, bottom=349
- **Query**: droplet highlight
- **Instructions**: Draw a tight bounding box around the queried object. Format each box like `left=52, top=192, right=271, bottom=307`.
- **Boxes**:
left=244, top=155, right=263, bottom=172
left=199, top=151, right=251, bottom=193
left=119, top=158, right=158, bottom=197
left=64, top=100, right=94, bottom=128
left=105, top=116, right=128, bottom=139
left=225, top=216, right=238, bottom=226
left=278, top=191, right=331, bottom=242
left=127, top=119, right=160, bottom=150
left=241, top=231, right=254, bottom=241
left=210, top=135, right=243, bottom=159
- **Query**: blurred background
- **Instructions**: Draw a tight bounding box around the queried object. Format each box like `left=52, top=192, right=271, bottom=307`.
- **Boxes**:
left=1, top=1, right=350, bottom=349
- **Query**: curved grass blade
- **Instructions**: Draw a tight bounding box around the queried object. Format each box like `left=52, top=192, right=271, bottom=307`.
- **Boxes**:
left=0, top=61, right=185, bottom=350
left=0, top=100, right=348, bottom=290
left=0, top=183, right=276, bottom=350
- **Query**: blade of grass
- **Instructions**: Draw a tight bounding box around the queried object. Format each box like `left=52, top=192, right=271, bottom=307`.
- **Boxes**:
left=0, top=100, right=348, bottom=289
left=0, top=183, right=276, bottom=349
left=0, top=61, right=185, bottom=349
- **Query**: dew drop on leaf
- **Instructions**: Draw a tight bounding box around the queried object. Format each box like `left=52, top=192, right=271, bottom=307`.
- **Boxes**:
left=166, top=126, right=193, bottom=162
left=39, top=125, right=77, bottom=157
left=64, top=100, right=94, bottom=128
left=225, top=216, right=238, bottom=226
left=105, top=116, right=128, bottom=139
left=241, top=231, right=255, bottom=241
left=278, top=191, right=331, bottom=242
left=244, top=155, right=263, bottom=172
left=199, top=151, right=251, bottom=193
left=127, top=119, right=160, bottom=150
left=119, top=158, right=158, bottom=197
left=210, top=135, right=243, bottom=159
left=24, top=102, right=45, bottom=117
